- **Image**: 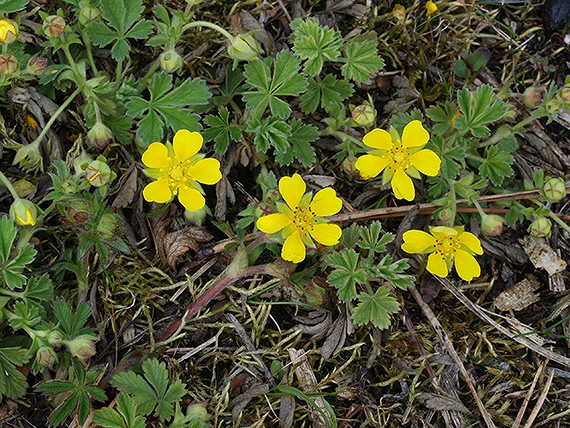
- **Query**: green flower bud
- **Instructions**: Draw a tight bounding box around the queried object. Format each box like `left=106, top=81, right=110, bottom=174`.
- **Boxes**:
left=522, top=86, right=543, bottom=109
left=47, top=330, right=63, bottom=346
left=481, top=214, right=503, bottom=237
left=0, top=19, right=18, bottom=44
left=26, top=56, right=48, bottom=75
left=559, top=85, right=570, bottom=105
left=341, top=155, right=359, bottom=179
left=12, top=142, right=42, bottom=170
left=184, top=204, right=210, bottom=226
left=228, top=34, right=262, bottom=61
left=0, top=53, right=17, bottom=75
left=87, top=121, right=113, bottom=149
left=543, top=177, right=566, bottom=202
left=78, top=4, right=101, bottom=26
left=545, top=98, right=561, bottom=115
left=36, top=346, right=57, bottom=370
left=43, top=15, right=66, bottom=38
left=351, top=102, right=376, bottom=126
left=528, top=216, right=551, bottom=238
left=159, top=50, right=183, bottom=74
left=57, top=197, right=90, bottom=225
left=96, top=213, right=122, bottom=240
left=10, top=199, right=38, bottom=226
left=85, top=159, right=113, bottom=187
left=437, top=207, right=456, bottom=226
left=64, top=334, right=97, bottom=361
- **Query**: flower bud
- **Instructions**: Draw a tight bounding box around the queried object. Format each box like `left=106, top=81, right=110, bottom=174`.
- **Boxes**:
left=57, top=197, right=90, bottom=225
left=43, top=15, right=66, bottom=38
left=481, top=214, right=504, bottom=237
left=78, top=4, right=101, bottom=26
left=184, top=204, right=210, bottom=225
left=522, top=86, right=543, bottom=109
left=528, top=216, right=551, bottom=238
left=228, top=34, right=262, bottom=61
left=47, top=330, right=63, bottom=346
left=559, top=85, right=570, bottom=105
left=545, top=98, right=561, bottom=115
left=85, top=159, right=113, bottom=187
left=341, top=155, right=359, bottom=179
left=391, top=4, right=406, bottom=20
left=36, top=346, right=57, bottom=370
left=159, top=49, right=183, bottom=73
left=351, top=102, right=376, bottom=126
left=426, top=0, right=438, bottom=15
left=10, top=199, right=38, bottom=226
left=96, top=213, right=122, bottom=240
left=64, top=335, right=97, bottom=361
left=544, top=177, right=566, bottom=202
left=13, top=142, right=42, bottom=170
left=87, top=121, right=113, bottom=149
left=26, top=56, right=48, bottom=75
left=0, top=53, right=17, bottom=75
left=437, top=207, right=456, bottom=226
left=0, top=19, right=18, bottom=44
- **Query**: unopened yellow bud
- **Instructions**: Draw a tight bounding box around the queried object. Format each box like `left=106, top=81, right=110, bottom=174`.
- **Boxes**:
left=426, top=0, right=438, bottom=15
left=228, top=34, right=262, bottom=61
left=9, top=199, right=38, bottom=226
left=0, top=19, right=17, bottom=44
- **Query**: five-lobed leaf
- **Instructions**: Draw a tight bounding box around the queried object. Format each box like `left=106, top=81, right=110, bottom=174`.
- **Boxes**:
left=341, top=38, right=384, bottom=83
left=291, top=18, right=342, bottom=76
left=352, top=287, right=399, bottom=328
left=326, top=249, right=367, bottom=302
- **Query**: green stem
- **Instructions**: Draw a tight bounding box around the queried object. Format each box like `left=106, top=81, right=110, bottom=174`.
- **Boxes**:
left=62, top=45, right=84, bottom=85
left=81, top=31, right=98, bottom=74
left=181, top=20, right=233, bottom=42
left=31, top=86, right=83, bottom=147
left=114, top=58, right=123, bottom=92
left=0, top=170, right=21, bottom=201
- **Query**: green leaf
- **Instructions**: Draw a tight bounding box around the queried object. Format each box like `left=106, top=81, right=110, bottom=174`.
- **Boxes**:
left=455, top=85, right=508, bottom=137
left=137, top=109, right=164, bottom=145
left=111, top=38, right=130, bottom=60
left=243, top=52, right=307, bottom=119
left=0, top=217, right=17, bottom=264
left=0, top=346, right=29, bottom=400
left=49, top=390, right=80, bottom=426
left=341, top=39, right=384, bottom=83
left=375, top=255, right=414, bottom=289
left=299, top=74, right=354, bottom=114
left=22, top=274, right=53, bottom=301
left=203, top=107, right=243, bottom=154
left=213, top=65, right=245, bottom=105
left=478, top=145, right=513, bottom=186
left=0, top=0, right=28, bottom=13
left=357, top=224, right=392, bottom=254
left=289, top=119, right=318, bottom=166
left=352, top=287, right=399, bottom=328
left=93, top=408, right=127, bottom=428
left=125, top=20, right=153, bottom=39
left=246, top=117, right=291, bottom=157
left=158, top=77, right=211, bottom=107
left=291, top=18, right=342, bottom=76
left=86, top=22, right=117, bottom=47
left=326, top=249, right=367, bottom=302
left=94, top=394, right=146, bottom=428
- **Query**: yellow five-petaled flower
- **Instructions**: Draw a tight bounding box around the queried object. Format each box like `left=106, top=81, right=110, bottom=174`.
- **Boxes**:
left=141, top=129, right=222, bottom=212
left=355, top=120, right=441, bottom=201
left=401, top=226, right=483, bottom=281
left=257, top=174, right=343, bottom=263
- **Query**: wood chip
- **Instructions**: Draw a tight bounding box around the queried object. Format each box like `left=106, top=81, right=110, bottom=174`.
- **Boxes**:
left=520, top=236, right=567, bottom=276
left=494, top=275, right=541, bottom=311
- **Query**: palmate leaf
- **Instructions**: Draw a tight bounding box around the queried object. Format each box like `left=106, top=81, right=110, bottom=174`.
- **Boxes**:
left=94, top=394, right=146, bottom=428
left=291, top=18, right=342, bottom=76
left=289, top=119, right=318, bottom=166
left=202, top=107, right=242, bottom=154
left=357, top=223, right=392, bottom=254
left=455, top=85, right=508, bottom=137
left=246, top=117, right=291, bottom=156
left=299, top=74, right=354, bottom=114
left=0, top=346, right=29, bottom=400
left=341, top=37, right=384, bottom=83
left=326, top=249, right=367, bottom=302
left=0, top=217, right=37, bottom=290
left=352, top=287, right=400, bottom=328
left=478, top=145, right=514, bottom=186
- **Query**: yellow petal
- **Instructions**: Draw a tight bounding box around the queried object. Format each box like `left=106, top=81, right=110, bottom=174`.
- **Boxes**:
left=431, top=225, right=457, bottom=236
left=257, top=213, right=292, bottom=234
left=391, top=168, right=415, bottom=201
left=459, top=231, right=483, bottom=255
left=454, top=250, right=480, bottom=281
left=309, top=223, right=342, bottom=246
left=426, top=0, right=438, bottom=15
left=410, top=149, right=441, bottom=176
left=188, top=158, right=222, bottom=185
left=401, top=230, right=436, bottom=253
left=142, top=142, right=169, bottom=168
left=402, top=120, right=430, bottom=148
left=282, top=230, right=306, bottom=263
left=143, top=179, right=172, bottom=203
left=427, top=252, right=448, bottom=277
left=173, top=129, right=202, bottom=161
left=362, top=128, right=393, bottom=150
left=355, top=154, right=390, bottom=179
left=309, top=188, right=342, bottom=216
left=178, top=185, right=205, bottom=211
left=280, top=174, right=305, bottom=210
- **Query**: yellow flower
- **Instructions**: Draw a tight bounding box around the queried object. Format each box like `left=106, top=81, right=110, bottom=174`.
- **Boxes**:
left=402, top=226, right=483, bottom=281
left=10, top=199, right=38, bottom=226
left=426, top=0, right=438, bottom=15
left=355, top=120, right=441, bottom=201
left=141, top=130, right=222, bottom=212
left=391, top=4, right=406, bottom=21
left=0, top=19, right=17, bottom=44
left=256, top=174, right=342, bottom=263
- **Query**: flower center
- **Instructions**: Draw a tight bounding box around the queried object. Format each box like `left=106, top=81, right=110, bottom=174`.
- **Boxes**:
left=292, top=207, right=315, bottom=234
left=166, top=160, right=190, bottom=187
left=434, top=235, right=461, bottom=257
left=389, top=145, right=411, bottom=169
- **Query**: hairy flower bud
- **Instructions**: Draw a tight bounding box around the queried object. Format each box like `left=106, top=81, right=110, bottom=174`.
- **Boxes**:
left=481, top=214, right=504, bottom=237
left=43, top=15, right=66, bottom=38
left=85, top=159, right=113, bottom=187
left=36, top=346, right=57, bottom=370
left=228, top=34, right=262, bottom=61
left=352, top=102, right=376, bottom=126
left=159, top=49, right=183, bottom=73
left=529, top=216, right=551, bottom=238
left=96, top=213, right=122, bottom=240
left=544, top=177, right=566, bottom=202
left=87, top=121, right=113, bottom=149
left=64, top=335, right=97, bottom=361
left=341, top=155, right=359, bottom=179
left=78, top=4, right=101, bottom=26
left=0, top=53, right=17, bottom=75
left=57, top=197, right=90, bottom=225
left=26, top=56, right=48, bottom=75
left=522, top=86, right=543, bottom=109
left=559, top=85, right=570, bottom=105
left=47, top=330, right=63, bottom=346
left=437, top=207, right=456, bottom=226
left=0, top=19, right=18, bottom=44
left=10, top=199, right=38, bottom=226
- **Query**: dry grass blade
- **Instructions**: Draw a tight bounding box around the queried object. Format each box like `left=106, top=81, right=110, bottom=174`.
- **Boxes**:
left=521, top=369, right=555, bottom=428
left=512, top=360, right=545, bottom=428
